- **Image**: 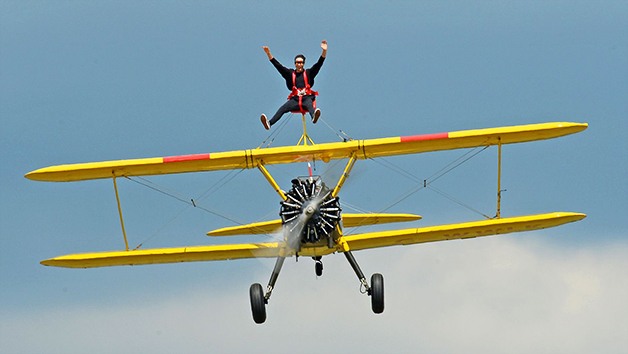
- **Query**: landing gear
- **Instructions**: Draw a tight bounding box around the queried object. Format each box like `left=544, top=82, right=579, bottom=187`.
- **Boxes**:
left=249, top=255, right=285, bottom=324
left=314, top=257, right=323, bottom=276
left=249, top=283, right=266, bottom=324
left=370, top=273, right=384, bottom=314
left=344, top=250, right=385, bottom=314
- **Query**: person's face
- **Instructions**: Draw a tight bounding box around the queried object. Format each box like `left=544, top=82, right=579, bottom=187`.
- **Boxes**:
left=295, top=58, right=304, bottom=72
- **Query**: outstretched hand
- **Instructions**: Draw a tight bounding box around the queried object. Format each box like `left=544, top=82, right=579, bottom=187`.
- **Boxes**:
left=262, top=46, right=273, bottom=60
left=321, top=40, right=328, bottom=57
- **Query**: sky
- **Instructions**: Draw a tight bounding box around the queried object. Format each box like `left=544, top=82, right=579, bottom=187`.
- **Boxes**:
left=1, top=0, right=627, bottom=353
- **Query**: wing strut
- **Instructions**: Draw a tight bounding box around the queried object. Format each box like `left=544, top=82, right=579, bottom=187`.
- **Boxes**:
left=112, top=176, right=130, bottom=251
left=496, top=138, right=503, bottom=218
left=332, top=152, right=358, bottom=197
left=257, top=163, right=287, bottom=201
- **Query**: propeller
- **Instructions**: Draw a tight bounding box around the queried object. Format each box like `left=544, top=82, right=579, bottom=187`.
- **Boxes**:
left=280, top=176, right=341, bottom=252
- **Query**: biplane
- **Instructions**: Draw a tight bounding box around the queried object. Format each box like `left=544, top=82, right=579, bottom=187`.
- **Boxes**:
left=26, top=120, right=587, bottom=324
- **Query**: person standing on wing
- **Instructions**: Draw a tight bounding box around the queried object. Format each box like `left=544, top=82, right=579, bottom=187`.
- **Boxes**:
left=260, top=40, right=327, bottom=130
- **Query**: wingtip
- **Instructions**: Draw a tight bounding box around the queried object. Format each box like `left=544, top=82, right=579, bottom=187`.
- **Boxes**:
left=555, top=212, right=587, bottom=223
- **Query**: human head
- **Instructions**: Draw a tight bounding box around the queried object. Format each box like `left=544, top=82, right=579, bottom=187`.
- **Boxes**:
left=294, top=54, right=306, bottom=72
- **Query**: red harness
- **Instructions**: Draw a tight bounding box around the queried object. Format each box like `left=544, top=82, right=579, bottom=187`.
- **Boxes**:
left=288, top=70, right=318, bottom=113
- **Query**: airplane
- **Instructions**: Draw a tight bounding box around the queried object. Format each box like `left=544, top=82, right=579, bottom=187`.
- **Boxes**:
left=26, top=119, right=587, bottom=324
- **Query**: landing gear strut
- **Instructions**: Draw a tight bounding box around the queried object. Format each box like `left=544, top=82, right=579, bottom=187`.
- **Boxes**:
left=250, top=255, right=285, bottom=324
left=344, top=250, right=384, bottom=314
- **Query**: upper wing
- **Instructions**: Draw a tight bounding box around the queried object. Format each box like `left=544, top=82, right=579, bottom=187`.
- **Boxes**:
left=26, top=122, right=587, bottom=182
left=337, top=212, right=586, bottom=252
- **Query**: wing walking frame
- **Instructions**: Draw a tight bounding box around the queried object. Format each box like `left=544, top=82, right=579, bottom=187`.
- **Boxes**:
left=29, top=121, right=588, bottom=268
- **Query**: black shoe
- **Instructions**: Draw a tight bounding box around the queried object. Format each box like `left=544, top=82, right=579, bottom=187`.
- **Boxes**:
left=261, top=114, right=270, bottom=130
left=312, top=109, right=321, bottom=124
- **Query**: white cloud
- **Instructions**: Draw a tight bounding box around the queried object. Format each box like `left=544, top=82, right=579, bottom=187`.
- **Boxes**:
left=2, top=236, right=627, bottom=354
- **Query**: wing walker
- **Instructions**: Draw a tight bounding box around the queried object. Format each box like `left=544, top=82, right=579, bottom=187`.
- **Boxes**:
left=26, top=120, right=587, bottom=324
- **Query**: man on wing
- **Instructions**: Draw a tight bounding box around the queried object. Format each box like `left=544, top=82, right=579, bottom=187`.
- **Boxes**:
left=261, top=40, right=328, bottom=130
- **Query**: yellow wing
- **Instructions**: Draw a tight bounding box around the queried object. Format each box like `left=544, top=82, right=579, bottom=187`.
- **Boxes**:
left=40, top=242, right=282, bottom=269
left=206, top=213, right=422, bottom=236
left=40, top=212, right=584, bottom=268
left=25, top=122, right=587, bottom=182
left=338, top=212, right=586, bottom=252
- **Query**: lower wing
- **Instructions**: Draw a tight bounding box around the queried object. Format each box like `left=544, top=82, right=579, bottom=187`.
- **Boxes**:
left=40, top=212, right=584, bottom=268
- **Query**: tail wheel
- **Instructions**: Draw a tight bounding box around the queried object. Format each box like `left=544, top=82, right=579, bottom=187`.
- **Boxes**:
left=249, top=283, right=266, bottom=324
left=370, top=273, right=384, bottom=314
left=315, top=260, right=323, bottom=276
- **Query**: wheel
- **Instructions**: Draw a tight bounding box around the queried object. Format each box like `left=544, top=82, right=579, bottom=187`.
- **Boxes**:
left=370, top=273, right=384, bottom=314
left=315, top=261, right=323, bottom=276
left=249, top=283, right=266, bottom=324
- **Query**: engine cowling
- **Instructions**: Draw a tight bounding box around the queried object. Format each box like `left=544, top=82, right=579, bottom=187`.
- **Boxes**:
left=280, top=177, right=341, bottom=250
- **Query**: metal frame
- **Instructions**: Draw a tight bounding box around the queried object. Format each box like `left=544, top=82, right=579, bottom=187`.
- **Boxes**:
left=296, top=113, right=315, bottom=146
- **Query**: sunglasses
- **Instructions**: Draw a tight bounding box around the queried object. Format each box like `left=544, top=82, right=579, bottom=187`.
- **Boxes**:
left=295, top=61, right=304, bottom=64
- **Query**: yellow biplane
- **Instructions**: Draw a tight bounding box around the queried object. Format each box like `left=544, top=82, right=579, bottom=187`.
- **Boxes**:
left=26, top=121, right=587, bottom=324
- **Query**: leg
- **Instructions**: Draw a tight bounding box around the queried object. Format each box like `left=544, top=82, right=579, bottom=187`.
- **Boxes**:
left=301, top=96, right=316, bottom=118
left=301, top=96, right=320, bottom=123
left=270, top=99, right=300, bottom=126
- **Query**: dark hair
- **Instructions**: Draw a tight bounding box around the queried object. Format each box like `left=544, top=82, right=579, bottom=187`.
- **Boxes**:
left=294, top=54, right=306, bottom=63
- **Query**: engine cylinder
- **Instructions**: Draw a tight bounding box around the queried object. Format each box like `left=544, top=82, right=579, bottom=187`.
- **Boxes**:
left=280, top=177, right=341, bottom=245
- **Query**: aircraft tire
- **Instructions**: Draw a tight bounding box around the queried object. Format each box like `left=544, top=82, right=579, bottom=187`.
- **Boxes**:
left=370, top=273, right=384, bottom=314
left=315, top=261, right=323, bottom=276
left=249, top=283, right=266, bottom=324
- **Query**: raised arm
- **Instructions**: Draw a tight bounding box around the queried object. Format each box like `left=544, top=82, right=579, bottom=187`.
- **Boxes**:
left=320, top=40, right=327, bottom=58
left=262, top=46, right=274, bottom=60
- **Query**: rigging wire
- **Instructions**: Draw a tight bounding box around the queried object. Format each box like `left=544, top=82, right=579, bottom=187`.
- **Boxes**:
left=344, top=145, right=491, bottom=235
left=125, top=172, right=281, bottom=249
left=257, top=115, right=291, bottom=149
left=319, top=117, right=354, bottom=142
left=426, top=185, right=492, bottom=219
left=125, top=176, right=244, bottom=224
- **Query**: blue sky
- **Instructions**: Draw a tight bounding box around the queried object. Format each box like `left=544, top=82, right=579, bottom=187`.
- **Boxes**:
left=1, top=1, right=627, bottom=353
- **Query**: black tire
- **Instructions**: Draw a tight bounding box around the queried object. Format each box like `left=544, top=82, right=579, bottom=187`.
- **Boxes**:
left=370, top=273, right=384, bottom=314
left=249, top=283, right=266, bottom=324
left=315, top=261, right=323, bottom=276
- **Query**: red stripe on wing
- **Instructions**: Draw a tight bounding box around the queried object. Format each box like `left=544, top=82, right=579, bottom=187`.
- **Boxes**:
left=400, top=132, right=449, bottom=142
left=163, top=154, right=211, bottom=163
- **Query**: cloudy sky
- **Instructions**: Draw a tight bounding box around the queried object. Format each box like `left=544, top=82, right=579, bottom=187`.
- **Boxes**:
left=1, top=1, right=626, bottom=353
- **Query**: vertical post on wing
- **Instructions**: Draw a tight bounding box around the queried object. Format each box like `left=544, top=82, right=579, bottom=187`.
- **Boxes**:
left=496, top=138, right=502, bottom=219
left=296, top=113, right=315, bottom=146
left=112, top=175, right=130, bottom=251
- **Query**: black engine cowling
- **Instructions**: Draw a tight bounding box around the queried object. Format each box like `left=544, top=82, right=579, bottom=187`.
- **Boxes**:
left=280, top=177, right=341, bottom=247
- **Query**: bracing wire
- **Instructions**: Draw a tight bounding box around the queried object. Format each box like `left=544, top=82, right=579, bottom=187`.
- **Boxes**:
left=125, top=171, right=281, bottom=249
left=344, top=145, right=491, bottom=235
left=427, top=185, right=492, bottom=219
left=125, top=176, right=244, bottom=224
left=319, top=117, right=354, bottom=142
left=257, top=115, right=291, bottom=149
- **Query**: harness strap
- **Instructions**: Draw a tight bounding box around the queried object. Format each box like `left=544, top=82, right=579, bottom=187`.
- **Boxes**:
left=288, top=70, right=318, bottom=100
